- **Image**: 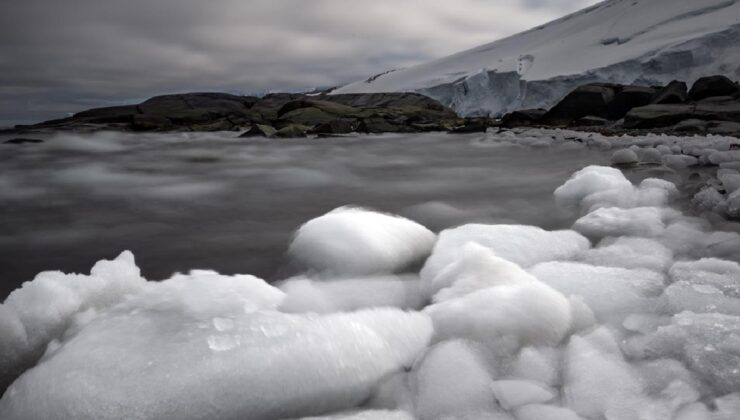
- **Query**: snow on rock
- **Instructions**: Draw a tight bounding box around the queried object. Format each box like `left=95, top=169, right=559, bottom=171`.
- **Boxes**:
left=334, top=0, right=740, bottom=117
left=288, top=206, right=436, bottom=276
left=414, top=340, right=498, bottom=420
left=297, top=409, right=415, bottom=420
left=420, top=224, right=589, bottom=298
left=278, top=274, right=424, bottom=313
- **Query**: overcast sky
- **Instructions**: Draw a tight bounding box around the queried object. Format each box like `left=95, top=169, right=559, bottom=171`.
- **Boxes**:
left=0, top=0, right=598, bottom=125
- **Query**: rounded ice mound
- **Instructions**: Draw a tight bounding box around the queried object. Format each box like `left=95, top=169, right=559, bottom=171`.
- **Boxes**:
left=611, top=148, right=639, bottom=165
left=420, top=224, right=589, bottom=297
left=288, top=206, right=436, bottom=276
left=425, top=277, right=572, bottom=351
left=572, top=207, right=670, bottom=239
left=0, top=270, right=433, bottom=420
left=554, top=165, right=633, bottom=211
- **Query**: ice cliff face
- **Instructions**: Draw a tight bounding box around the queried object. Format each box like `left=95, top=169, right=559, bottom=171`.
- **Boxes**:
left=333, top=0, right=740, bottom=117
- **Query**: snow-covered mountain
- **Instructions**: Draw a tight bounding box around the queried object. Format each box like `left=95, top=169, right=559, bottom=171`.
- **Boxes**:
left=333, top=0, right=740, bottom=116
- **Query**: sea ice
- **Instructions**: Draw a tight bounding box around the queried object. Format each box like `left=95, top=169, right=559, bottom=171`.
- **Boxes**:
left=288, top=206, right=436, bottom=276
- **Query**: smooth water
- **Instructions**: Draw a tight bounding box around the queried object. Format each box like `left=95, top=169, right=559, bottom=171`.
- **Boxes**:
left=2, top=131, right=617, bottom=299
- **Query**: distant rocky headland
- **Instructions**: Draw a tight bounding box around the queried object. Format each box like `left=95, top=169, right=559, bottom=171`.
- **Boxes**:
left=5, top=75, right=740, bottom=140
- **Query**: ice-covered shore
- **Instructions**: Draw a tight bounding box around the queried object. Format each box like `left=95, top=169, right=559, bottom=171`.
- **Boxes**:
left=2, top=132, right=740, bottom=419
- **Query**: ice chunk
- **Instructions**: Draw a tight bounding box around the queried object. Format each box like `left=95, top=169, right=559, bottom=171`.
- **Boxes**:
left=288, top=206, right=436, bottom=276
left=572, top=206, right=668, bottom=238
left=0, top=251, right=146, bottom=389
left=425, top=277, right=572, bottom=352
left=0, top=284, right=432, bottom=420
left=563, top=328, right=643, bottom=419
left=491, top=379, right=553, bottom=410
left=514, top=404, right=584, bottom=420
left=664, top=281, right=740, bottom=316
left=662, top=154, right=698, bottom=170
left=578, top=236, right=674, bottom=271
left=638, top=148, right=663, bottom=164
left=427, top=243, right=540, bottom=303
left=278, top=274, right=424, bottom=313
left=669, top=259, right=740, bottom=297
left=420, top=224, right=589, bottom=297
left=414, top=340, right=497, bottom=420
left=611, top=148, right=639, bottom=165
left=554, top=166, right=633, bottom=211
left=624, top=311, right=740, bottom=395
left=510, top=347, right=560, bottom=387
left=530, top=262, right=664, bottom=322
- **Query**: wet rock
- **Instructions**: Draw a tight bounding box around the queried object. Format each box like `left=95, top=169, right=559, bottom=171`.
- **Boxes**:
left=673, top=119, right=708, bottom=134
left=500, top=109, right=547, bottom=128
left=273, top=124, right=310, bottom=138
left=543, top=84, right=618, bottom=125
left=357, top=117, right=407, bottom=134
left=651, top=81, right=688, bottom=105
left=311, top=119, right=358, bottom=135
left=448, top=119, right=490, bottom=133
left=239, top=124, right=277, bottom=138
left=624, top=99, right=740, bottom=129
left=607, top=86, right=656, bottom=120
left=574, top=116, right=609, bottom=127
left=688, top=75, right=740, bottom=101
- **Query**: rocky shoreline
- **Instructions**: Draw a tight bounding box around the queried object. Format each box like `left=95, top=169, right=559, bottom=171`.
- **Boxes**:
left=4, top=75, right=740, bottom=140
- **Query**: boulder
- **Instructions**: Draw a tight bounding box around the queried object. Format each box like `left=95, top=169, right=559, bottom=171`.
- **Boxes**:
left=448, top=118, right=490, bottom=133
left=706, top=121, right=740, bottom=136
left=311, top=119, right=358, bottom=135
left=574, top=116, right=609, bottom=127
left=651, top=81, right=688, bottom=104
left=624, top=99, right=740, bottom=128
left=688, top=75, right=740, bottom=101
left=500, top=108, right=547, bottom=128
left=607, top=86, right=656, bottom=119
left=543, top=84, right=618, bottom=124
left=673, top=119, right=708, bottom=133
left=327, top=92, right=446, bottom=111
left=239, top=124, right=277, bottom=138
left=273, top=124, right=310, bottom=138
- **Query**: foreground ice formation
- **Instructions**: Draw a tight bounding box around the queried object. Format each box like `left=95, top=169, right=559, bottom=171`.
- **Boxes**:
left=2, top=161, right=740, bottom=419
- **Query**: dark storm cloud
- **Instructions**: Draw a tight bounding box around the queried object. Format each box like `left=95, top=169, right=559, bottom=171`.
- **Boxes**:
left=0, top=0, right=597, bottom=125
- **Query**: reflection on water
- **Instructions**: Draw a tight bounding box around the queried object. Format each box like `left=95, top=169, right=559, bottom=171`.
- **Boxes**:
left=0, top=131, right=613, bottom=299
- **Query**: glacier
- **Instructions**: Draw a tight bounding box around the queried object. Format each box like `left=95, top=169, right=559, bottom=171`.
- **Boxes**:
left=333, top=0, right=740, bottom=117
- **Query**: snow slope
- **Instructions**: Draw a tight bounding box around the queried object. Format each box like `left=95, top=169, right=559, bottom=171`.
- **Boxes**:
left=334, top=0, right=740, bottom=116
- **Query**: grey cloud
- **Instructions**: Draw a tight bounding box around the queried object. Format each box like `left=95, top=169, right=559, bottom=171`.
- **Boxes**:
left=0, top=0, right=597, bottom=125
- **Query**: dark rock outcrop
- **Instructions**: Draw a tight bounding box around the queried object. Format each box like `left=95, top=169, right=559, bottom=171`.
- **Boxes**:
left=19, top=91, right=458, bottom=136
left=607, top=86, right=656, bottom=120
left=624, top=98, right=740, bottom=129
left=688, top=76, right=740, bottom=101
left=651, top=81, right=688, bottom=104
left=500, top=109, right=547, bottom=128
left=542, top=84, right=618, bottom=125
